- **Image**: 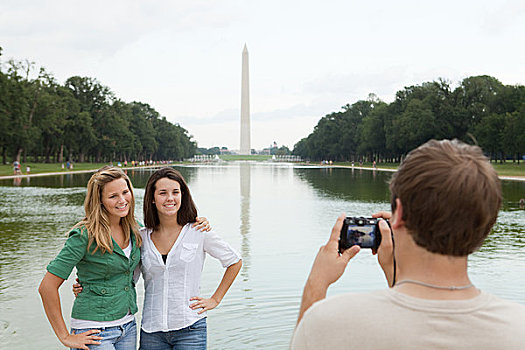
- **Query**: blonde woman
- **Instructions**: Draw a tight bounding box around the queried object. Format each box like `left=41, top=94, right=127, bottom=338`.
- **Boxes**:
left=38, top=166, right=208, bottom=350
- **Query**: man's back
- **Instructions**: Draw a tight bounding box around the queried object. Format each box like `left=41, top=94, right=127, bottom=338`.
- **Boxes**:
left=291, top=289, right=525, bottom=350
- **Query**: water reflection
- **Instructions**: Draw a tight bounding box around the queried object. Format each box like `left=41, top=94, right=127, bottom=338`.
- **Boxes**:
left=0, top=166, right=198, bottom=190
left=239, top=163, right=251, bottom=279
left=502, top=181, right=525, bottom=211
left=294, top=167, right=391, bottom=202
left=482, top=209, right=525, bottom=254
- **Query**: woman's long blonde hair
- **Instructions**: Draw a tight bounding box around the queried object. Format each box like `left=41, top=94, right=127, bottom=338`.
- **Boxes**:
left=74, top=166, right=142, bottom=253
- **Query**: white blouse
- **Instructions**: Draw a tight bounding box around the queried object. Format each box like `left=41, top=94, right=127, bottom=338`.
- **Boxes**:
left=139, top=224, right=241, bottom=333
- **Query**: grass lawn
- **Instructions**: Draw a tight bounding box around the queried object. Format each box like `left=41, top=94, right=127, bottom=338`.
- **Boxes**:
left=332, top=161, right=525, bottom=177
left=490, top=162, right=525, bottom=177
left=1, top=159, right=523, bottom=178
left=0, top=162, right=112, bottom=177
left=333, top=161, right=399, bottom=170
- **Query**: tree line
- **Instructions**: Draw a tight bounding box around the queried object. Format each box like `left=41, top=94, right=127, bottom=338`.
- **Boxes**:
left=293, top=76, right=525, bottom=163
left=0, top=47, right=196, bottom=165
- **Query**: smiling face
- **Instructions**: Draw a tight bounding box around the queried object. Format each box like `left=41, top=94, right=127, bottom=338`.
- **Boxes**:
left=101, top=178, right=132, bottom=221
left=153, top=177, right=182, bottom=218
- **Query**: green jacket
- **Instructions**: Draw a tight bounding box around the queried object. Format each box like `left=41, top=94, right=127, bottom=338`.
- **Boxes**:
left=47, top=227, right=140, bottom=321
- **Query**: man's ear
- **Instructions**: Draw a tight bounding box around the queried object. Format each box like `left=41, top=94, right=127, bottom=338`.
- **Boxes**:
left=391, top=197, right=406, bottom=230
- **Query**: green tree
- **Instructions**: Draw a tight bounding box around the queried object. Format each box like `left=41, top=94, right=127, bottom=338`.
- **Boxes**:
left=129, top=102, right=158, bottom=160
left=501, top=112, right=521, bottom=162
left=0, top=70, right=11, bottom=164
left=274, top=146, right=291, bottom=155
left=64, top=111, right=96, bottom=162
left=358, top=102, right=388, bottom=160
left=391, top=99, right=436, bottom=154
left=3, top=60, right=47, bottom=162
left=31, top=76, right=73, bottom=163
left=65, top=76, right=114, bottom=162
left=152, top=117, right=195, bottom=160
left=456, top=75, right=505, bottom=131
left=474, top=113, right=505, bottom=161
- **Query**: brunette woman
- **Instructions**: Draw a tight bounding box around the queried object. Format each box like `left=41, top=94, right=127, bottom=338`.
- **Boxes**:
left=139, top=167, right=242, bottom=350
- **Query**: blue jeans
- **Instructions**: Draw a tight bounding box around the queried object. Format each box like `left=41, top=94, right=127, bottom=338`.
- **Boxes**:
left=139, top=318, right=207, bottom=350
left=71, top=319, right=137, bottom=350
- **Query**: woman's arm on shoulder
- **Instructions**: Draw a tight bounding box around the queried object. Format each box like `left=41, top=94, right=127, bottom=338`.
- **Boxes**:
left=192, top=216, right=211, bottom=232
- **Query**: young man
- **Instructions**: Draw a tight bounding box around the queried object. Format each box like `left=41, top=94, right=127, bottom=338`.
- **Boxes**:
left=291, top=139, right=525, bottom=349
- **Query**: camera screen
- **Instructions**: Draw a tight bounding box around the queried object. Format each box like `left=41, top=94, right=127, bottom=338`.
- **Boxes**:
left=346, top=225, right=376, bottom=248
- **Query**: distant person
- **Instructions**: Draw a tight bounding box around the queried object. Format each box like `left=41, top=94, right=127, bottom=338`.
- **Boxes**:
left=66, top=161, right=71, bottom=170
left=26, top=165, right=31, bottom=174
left=291, top=139, right=525, bottom=349
left=13, top=160, right=21, bottom=175
left=520, top=198, right=524, bottom=209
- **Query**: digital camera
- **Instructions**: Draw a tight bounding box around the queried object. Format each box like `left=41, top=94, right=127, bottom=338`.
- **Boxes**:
left=339, top=216, right=382, bottom=252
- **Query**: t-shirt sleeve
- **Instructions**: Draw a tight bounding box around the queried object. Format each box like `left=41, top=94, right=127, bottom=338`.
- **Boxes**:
left=290, top=301, right=323, bottom=350
left=290, top=319, right=309, bottom=350
left=46, top=228, right=88, bottom=280
left=203, top=230, right=241, bottom=268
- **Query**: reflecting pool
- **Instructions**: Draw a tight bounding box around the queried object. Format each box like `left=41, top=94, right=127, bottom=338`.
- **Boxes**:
left=0, top=164, right=524, bottom=349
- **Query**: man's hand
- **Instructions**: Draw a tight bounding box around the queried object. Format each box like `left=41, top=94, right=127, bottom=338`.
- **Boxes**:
left=297, top=213, right=360, bottom=325
left=307, top=213, right=360, bottom=289
left=372, top=211, right=395, bottom=287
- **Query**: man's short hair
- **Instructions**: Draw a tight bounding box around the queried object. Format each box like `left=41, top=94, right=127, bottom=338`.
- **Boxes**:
left=389, top=139, right=501, bottom=256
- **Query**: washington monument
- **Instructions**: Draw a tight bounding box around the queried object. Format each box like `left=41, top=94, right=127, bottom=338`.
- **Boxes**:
left=240, top=44, right=251, bottom=155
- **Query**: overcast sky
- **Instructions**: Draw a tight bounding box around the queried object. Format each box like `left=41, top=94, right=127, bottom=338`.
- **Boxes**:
left=1, top=0, right=524, bottom=150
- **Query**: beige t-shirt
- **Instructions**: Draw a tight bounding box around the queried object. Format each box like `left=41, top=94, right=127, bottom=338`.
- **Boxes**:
left=291, top=289, right=525, bottom=349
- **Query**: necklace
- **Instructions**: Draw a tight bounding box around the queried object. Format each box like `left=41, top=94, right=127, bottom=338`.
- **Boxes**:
left=395, top=279, right=474, bottom=291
